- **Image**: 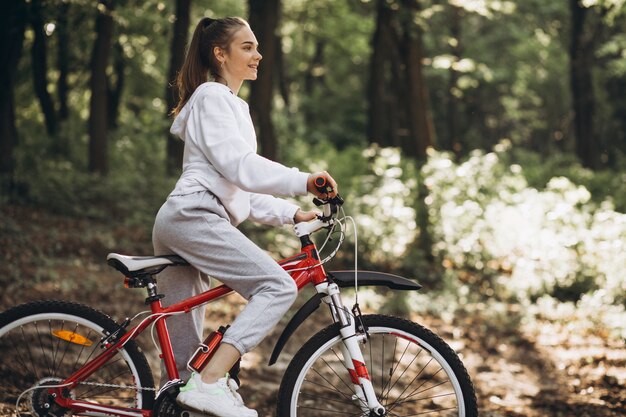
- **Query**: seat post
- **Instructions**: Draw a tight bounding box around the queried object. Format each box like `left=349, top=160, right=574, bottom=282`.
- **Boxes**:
left=144, top=276, right=165, bottom=305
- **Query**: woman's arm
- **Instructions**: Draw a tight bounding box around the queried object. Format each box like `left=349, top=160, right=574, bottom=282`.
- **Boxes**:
left=193, top=92, right=308, bottom=197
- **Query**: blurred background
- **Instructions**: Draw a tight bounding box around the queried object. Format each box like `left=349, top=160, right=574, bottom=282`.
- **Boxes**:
left=1, top=0, right=625, bottom=416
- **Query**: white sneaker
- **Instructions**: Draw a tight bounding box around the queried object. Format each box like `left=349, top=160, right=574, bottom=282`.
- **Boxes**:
left=226, top=377, right=244, bottom=407
left=176, top=373, right=257, bottom=417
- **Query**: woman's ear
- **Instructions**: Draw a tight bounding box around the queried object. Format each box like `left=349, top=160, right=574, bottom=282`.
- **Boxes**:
left=213, top=46, right=225, bottom=64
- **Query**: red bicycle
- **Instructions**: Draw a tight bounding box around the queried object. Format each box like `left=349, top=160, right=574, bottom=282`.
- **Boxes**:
left=0, top=194, right=477, bottom=417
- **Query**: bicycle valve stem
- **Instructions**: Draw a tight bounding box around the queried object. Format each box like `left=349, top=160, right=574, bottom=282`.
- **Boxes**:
left=187, top=325, right=229, bottom=373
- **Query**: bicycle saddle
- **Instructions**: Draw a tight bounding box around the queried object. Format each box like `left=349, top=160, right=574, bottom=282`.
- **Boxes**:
left=107, top=253, right=188, bottom=277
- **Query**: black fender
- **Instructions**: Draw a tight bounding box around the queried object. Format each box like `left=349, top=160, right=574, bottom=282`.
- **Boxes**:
left=268, top=270, right=421, bottom=365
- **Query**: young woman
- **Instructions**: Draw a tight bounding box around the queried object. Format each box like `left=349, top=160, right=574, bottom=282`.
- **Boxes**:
left=152, top=17, right=338, bottom=417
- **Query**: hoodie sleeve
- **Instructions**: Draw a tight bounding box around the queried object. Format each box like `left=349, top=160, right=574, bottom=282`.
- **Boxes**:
left=191, top=91, right=309, bottom=197
left=248, top=193, right=300, bottom=226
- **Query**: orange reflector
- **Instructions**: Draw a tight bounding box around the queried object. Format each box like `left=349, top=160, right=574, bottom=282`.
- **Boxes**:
left=52, top=330, right=93, bottom=347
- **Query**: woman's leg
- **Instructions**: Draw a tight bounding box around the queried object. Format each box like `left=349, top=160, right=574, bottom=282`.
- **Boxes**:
left=153, top=199, right=211, bottom=384
left=153, top=191, right=298, bottom=381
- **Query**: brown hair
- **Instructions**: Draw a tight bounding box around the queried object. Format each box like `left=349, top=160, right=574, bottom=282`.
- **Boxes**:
left=172, top=17, right=248, bottom=115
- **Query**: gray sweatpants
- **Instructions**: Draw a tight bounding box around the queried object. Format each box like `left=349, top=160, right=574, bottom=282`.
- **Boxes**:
left=152, top=190, right=298, bottom=383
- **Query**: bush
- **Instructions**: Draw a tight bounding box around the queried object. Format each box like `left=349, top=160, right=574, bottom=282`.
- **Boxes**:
left=422, top=141, right=626, bottom=338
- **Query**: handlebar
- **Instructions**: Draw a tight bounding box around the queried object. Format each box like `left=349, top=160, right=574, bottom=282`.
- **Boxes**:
left=312, top=175, right=343, bottom=215
left=294, top=194, right=344, bottom=238
left=311, top=175, right=343, bottom=219
left=314, top=176, right=333, bottom=195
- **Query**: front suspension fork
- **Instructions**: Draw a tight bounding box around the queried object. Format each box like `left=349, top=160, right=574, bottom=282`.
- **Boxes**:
left=317, top=283, right=386, bottom=416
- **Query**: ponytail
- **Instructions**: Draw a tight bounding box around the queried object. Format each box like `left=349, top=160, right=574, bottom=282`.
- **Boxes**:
left=172, top=17, right=248, bottom=116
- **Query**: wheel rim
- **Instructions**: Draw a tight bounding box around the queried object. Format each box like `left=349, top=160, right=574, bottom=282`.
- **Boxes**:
left=0, top=313, right=146, bottom=415
left=291, top=325, right=466, bottom=417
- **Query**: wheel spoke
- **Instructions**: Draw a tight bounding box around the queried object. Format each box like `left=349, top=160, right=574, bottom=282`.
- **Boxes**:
left=281, top=315, right=476, bottom=417
left=389, top=405, right=459, bottom=416
left=296, top=403, right=365, bottom=415
left=0, top=303, right=154, bottom=414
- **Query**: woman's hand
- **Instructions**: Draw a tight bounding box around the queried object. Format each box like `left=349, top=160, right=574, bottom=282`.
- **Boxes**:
left=294, top=209, right=319, bottom=224
left=307, top=171, right=338, bottom=199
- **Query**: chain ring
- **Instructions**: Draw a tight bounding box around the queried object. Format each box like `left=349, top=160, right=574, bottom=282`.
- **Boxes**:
left=153, top=381, right=186, bottom=417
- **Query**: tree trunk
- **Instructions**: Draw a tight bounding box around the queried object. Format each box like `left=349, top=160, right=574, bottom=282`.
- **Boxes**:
left=165, top=0, right=191, bottom=175
left=107, top=41, right=125, bottom=129
left=88, top=0, right=116, bottom=175
left=402, top=24, right=435, bottom=159
left=570, top=0, right=596, bottom=169
left=303, top=39, right=325, bottom=127
left=447, top=4, right=462, bottom=155
left=367, top=0, right=394, bottom=147
left=31, top=0, right=58, bottom=137
left=56, top=1, right=70, bottom=121
left=0, top=0, right=27, bottom=180
left=368, top=0, right=434, bottom=155
left=248, top=0, right=279, bottom=160
left=393, top=0, right=434, bottom=159
left=275, top=34, right=289, bottom=108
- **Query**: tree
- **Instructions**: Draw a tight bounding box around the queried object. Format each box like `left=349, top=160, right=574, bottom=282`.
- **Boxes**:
left=248, top=0, right=280, bottom=160
left=366, top=0, right=434, bottom=159
left=30, top=0, right=58, bottom=137
left=56, top=0, right=70, bottom=122
left=165, top=0, right=191, bottom=175
left=88, top=0, right=116, bottom=174
left=0, top=0, right=27, bottom=181
left=367, top=0, right=395, bottom=148
left=446, top=3, right=463, bottom=155
left=107, top=40, right=125, bottom=129
left=399, top=0, right=435, bottom=159
left=570, top=0, right=598, bottom=169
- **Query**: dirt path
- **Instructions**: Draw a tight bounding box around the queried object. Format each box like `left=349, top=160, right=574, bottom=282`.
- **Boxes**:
left=1, top=205, right=624, bottom=416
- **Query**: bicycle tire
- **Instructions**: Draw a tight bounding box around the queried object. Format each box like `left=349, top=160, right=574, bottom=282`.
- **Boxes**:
left=277, top=314, right=477, bottom=417
left=0, top=300, right=155, bottom=416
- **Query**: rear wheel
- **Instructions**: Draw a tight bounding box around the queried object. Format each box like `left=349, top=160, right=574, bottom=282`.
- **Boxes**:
left=0, top=300, right=155, bottom=416
left=277, top=314, right=477, bottom=417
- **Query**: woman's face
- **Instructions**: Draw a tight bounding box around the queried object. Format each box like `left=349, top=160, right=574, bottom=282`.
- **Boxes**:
left=220, top=26, right=262, bottom=83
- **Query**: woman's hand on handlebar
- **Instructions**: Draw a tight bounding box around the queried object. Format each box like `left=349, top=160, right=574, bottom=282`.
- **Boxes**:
left=307, top=171, right=338, bottom=199
left=293, top=209, right=320, bottom=224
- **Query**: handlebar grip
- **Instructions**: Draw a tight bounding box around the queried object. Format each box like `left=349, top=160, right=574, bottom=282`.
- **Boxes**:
left=314, top=176, right=334, bottom=195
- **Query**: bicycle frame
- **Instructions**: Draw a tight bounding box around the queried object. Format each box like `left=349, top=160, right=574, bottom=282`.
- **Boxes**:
left=50, top=232, right=386, bottom=416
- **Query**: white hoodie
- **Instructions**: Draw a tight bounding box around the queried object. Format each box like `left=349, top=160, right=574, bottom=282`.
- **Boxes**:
left=169, top=82, right=309, bottom=226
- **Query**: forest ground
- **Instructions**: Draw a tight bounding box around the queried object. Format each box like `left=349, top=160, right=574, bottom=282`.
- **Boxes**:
left=0, top=204, right=625, bottom=417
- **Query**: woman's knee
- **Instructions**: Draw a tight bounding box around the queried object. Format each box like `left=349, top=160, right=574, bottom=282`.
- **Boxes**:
left=283, top=276, right=298, bottom=303
left=268, top=272, right=298, bottom=304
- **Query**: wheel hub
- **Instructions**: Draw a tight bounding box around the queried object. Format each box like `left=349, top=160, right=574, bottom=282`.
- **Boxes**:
left=27, top=378, right=71, bottom=417
left=369, top=406, right=387, bottom=416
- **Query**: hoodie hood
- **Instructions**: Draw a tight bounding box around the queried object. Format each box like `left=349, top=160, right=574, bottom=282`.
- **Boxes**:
left=170, top=82, right=214, bottom=141
left=170, top=104, right=189, bottom=141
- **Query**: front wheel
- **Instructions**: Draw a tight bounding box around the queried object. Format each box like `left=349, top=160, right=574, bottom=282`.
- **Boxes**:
left=277, top=314, right=477, bottom=417
left=0, top=300, right=155, bottom=416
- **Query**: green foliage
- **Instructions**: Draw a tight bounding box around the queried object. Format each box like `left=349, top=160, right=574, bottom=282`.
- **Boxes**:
left=11, top=111, right=176, bottom=229
left=278, top=0, right=374, bottom=149
left=422, top=141, right=626, bottom=338
left=508, top=148, right=626, bottom=212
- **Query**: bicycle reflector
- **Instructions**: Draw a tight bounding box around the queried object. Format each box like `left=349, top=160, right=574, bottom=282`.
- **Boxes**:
left=52, top=329, right=94, bottom=347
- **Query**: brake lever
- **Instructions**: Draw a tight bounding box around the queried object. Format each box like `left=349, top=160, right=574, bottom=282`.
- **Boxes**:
left=312, top=196, right=344, bottom=222
left=313, top=195, right=344, bottom=207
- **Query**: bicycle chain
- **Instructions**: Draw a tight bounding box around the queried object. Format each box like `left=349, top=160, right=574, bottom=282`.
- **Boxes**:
left=75, top=381, right=157, bottom=391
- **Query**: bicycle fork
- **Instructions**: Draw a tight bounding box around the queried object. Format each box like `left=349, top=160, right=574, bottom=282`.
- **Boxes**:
left=316, top=282, right=386, bottom=416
